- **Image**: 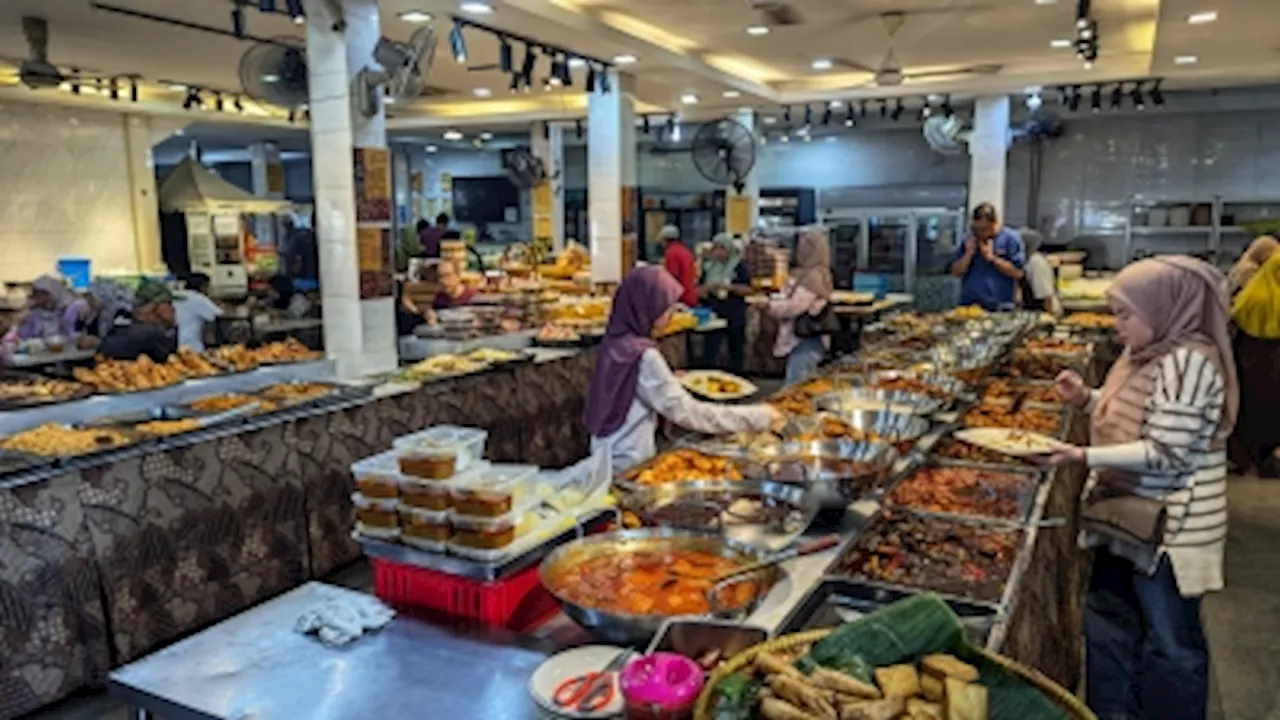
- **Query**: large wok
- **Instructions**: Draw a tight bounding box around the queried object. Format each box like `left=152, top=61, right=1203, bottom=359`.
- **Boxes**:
left=539, top=528, right=778, bottom=644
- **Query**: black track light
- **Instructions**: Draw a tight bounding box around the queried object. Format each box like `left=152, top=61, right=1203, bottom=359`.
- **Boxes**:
left=575, top=118, right=583, bottom=139
left=70, top=69, right=81, bottom=95
left=665, top=115, right=675, bottom=137
left=520, top=43, right=537, bottom=88
left=183, top=87, right=200, bottom=110
left=878, top=99, right=887, bottom=118
left=821, top=106, right=831, bottom=126
left=258, top=0, right=276, bottom=10
left=509, top=73, right=519, bottom=92
left=558, top=56, right=573, bottom=87
left=542, top=122, right=550, bottom=140
left=231, top=5, right=246, bottom=37
left=234, top=95, right=245, bottom=113
left=109, top=79, right=119, bottom=101
left=844, top=102, right=855, bottom=127
left=586, top=65, right=597, bottom=93
left=890, top=98, right=904, bottom=121
left=288, top=107, right=296, bottom=123
left=1151, top=79, right=1164, bottom=106
left=215, top=92, right=224, bottom=111
left=1131, top=81, right=1145, bottom=110
left=1091, top=85, right=1102, bottom=113
left=941, top=94, right=954, bottom=118
left=782, top=105, right=792, bottom=125
left=642, top=114, right=651, bottom=134
left=129, top=77, right=138, bottom=102
left=499, top=38, right=514, bottom=73
left=285, top=0, right=303, bottom=23
left=449, top=20, right=468, bottom=63
left=600, top=70, right=610, bottom=94
left=859, top=100, right=868, bottom=117
left=803, top=104, right=813, bottom=127
left=920, top=96, right=932, bottom=120
left=1110, top=83, right=1123, bottom=109
left=1068, top=85, right=1082, bottom=112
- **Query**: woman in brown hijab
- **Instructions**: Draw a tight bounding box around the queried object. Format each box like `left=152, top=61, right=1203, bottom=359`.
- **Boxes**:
left=767, top=227, right=834, bottom=384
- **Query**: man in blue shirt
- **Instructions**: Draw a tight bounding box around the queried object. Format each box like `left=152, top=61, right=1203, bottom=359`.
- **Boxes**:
left=949, top=203, right=1026, bottom=310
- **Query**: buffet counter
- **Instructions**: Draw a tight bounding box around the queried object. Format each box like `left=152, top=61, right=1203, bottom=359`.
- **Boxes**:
left=0, top=333, right=689, bottom=718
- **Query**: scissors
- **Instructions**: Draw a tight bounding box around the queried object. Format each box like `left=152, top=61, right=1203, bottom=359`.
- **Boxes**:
left=552, top=649, right=633, bottom=713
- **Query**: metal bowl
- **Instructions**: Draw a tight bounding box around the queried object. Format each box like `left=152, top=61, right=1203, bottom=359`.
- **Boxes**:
left=539, top=528, right=777, bottom=643
left=741, top=438, right=900, bottom=507
left=628, top=479, right=819, bottom=552
left=856, top=370, right=971, bottom=398
left=817, top=408, right=932, bottom=444
left=814, top=387, right=944, bottom=416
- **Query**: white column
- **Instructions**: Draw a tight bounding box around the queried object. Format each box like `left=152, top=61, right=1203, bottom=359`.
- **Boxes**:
left=249, top=141, right=282, bottom=248
left=346, top=0, right=398, bottom=374
left=586, top=73, right=637, bottom=282
left=967, top=96, right=1011, bottom=218
left=530, top=121, right=566, bottom=252
left=725, top=108, right=759, bottom=235
left=122, top=114, right=163, bottom=274
left=304, top=0, right=364, bottom=378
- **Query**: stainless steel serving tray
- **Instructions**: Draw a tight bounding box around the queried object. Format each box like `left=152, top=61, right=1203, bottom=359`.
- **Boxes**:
left=739, top=438, right=901, bottom=508
left=815, top=408, right=933, bottom=444
left=627, top=479, right=819, bottom=552
left=814, top=387, right=945, bottom=417
left=880, top=464, right=1046, bottom=527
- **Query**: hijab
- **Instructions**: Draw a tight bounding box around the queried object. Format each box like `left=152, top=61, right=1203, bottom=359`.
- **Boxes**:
left=22, top=275, right=76, bottom=338
left=1092, top=256, right=1239, bottom=455
left=87, top=278, right=134, bottom=336
left=792, top=227, right=833, bottom=300
left=1232, top=251, right=1280, bottom=340
left=583, top=266, right=683, bottom=437
left=1226, top=235, right=1279, bottom=294
left=701, top=233, right=741, bottom=286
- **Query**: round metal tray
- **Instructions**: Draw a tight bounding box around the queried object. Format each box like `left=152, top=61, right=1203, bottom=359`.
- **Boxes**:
left=814, top=387, right=944, bottom=416
left=741, top=438, right=900, bottom=508
left=628, top=479, right=819, bottom=552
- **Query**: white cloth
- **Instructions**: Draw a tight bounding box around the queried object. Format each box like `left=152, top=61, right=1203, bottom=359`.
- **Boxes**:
left=591, top=348, right=774, bottom=472
left=174, top=291, right=223, bottom=351
left=1025, top=253, right=1056, bottom=301
left=295, top=593, right=395, bottom=647
left=1082, top=347, right=1228, bottom=596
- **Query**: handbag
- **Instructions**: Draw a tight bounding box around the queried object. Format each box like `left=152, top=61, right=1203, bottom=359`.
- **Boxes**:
left=1080, top=482, right=1166, bottom=547
left=794, top=303, right=841, bottom=338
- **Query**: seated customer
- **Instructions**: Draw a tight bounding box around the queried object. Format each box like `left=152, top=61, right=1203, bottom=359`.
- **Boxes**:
left=432, top=259, right=478, bottom=310
left=99, top=280, right=178, bottom=362
left=15, top=275, right=88, bottom=341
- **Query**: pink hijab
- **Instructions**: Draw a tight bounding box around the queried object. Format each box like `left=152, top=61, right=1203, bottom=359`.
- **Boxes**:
left=1092, top=256, right=1239, bottom=453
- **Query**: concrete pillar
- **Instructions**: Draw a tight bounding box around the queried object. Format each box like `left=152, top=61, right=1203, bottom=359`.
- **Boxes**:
left=724, top=108, right=759, bottom=237
left=967, top=96, right=1011, bottom=218
left=249, top=141, right=283, bottom=249
left=303, top=0, right=397, bottom=377
left=122, top=114, right=163, bottom=274
left=586, top=72, right=637, bottom=283
left=530, top=121, right=566, bottom=253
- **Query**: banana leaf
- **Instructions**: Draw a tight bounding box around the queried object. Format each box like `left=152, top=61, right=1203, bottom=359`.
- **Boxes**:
left=804, top=594, right=1073, bottom=720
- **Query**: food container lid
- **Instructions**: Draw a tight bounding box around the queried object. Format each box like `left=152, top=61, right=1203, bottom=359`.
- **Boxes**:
left=355, top=522, right=401, bottom=541
left=351, top=492, right=399, bottom=512
left=399, top=474, right=456, bottom=493
left=449, top=509, right=520, bottom=532
left=450, top=463, right=537, bottom=496
left=398, top=505, right=451, bottom=523
left=350, top=451, right=403, bottom=481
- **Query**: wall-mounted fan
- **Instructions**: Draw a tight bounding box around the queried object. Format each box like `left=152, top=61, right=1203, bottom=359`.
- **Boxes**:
left=827, top=12, right=1001, bottom=88
left=922, top=114, right=971, bottom=155
left=239, top=39, right=309, bottom=110
left=691, top=118, right=757, bottom=193
left=355, top=26, right=436, bottom=118
left=17, top=17, right=63, bottom=89
left=502, top=148, right=548, bottom=189
left=746, top=0, right=804, bottom=28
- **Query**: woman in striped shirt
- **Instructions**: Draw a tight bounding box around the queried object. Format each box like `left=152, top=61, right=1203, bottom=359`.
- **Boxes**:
left=1041, top=256, right=1238, bottom=720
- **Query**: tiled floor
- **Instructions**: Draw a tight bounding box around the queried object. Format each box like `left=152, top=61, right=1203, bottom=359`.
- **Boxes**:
left=27, top=479, right=1280, bottom=720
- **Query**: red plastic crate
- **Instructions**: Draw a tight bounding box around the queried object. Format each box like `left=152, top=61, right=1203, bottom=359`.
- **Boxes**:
left=372, top=558, right=561, bottom=631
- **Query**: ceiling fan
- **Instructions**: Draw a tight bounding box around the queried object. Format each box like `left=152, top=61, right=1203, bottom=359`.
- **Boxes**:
left=746, top=0, right=805, bottom=28
left=826, top=12, right=1001, bottom=87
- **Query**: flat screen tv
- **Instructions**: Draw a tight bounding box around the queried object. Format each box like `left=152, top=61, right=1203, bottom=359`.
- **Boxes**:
left=451, top=176, right=521, bottom=223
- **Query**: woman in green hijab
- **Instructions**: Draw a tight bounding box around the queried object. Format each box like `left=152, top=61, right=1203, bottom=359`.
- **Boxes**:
left=698, top=233, right=751, bottom=372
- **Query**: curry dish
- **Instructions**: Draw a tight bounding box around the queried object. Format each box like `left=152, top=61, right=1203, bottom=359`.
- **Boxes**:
left=549, top=549, right=758, bottom=616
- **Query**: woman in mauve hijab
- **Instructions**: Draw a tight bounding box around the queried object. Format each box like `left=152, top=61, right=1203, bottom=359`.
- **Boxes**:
left=585, top=266, right=779, bottom=472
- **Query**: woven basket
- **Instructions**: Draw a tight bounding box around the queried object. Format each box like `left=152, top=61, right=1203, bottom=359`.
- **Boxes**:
left=692, top=628, right=1097, bottom=720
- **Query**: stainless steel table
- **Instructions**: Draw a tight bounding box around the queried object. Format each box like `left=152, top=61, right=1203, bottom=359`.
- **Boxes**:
left=108, top=582, right=564, bottom=720
left=3, top=346, right=96, bottom=369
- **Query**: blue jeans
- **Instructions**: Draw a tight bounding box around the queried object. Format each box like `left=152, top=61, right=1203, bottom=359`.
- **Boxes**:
left=785, top=336, right=826, bottom=385
left=1086, top=550, right=1209, bottom=720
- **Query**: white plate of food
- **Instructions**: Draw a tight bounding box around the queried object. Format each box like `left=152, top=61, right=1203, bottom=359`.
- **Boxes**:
left=953, top=427, right=1062, bottom=457
left=528, top=645, right=628, bottom=719
left=679, top=370, right=759, bottom=401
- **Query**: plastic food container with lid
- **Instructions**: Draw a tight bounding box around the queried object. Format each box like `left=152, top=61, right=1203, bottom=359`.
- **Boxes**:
left=352, top=492, right=399, bottom=530
left=350, top=451, right=402, bottom=499
left=450, top=463, right=537, bottom=518
left=399, top=475, right=453, bottom=511
left=393, top=425, right=488, bottom=479
left=449, top=511, right=519, bottom=551
left=398, top=505, right=451, bottom=547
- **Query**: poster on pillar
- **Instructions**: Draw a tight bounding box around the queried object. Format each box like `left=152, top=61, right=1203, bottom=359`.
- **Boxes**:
left=357, top=227, right=393, bottom=299
left=726, top=195, right=752, bottom=235
left=354, top=147, right=392, bottom=223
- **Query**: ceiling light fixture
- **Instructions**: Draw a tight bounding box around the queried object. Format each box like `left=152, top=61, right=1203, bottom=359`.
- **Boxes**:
left=568, top=57, right=586, bottom=68
left=828, top=100, right=841, bottom=109
left=215, top=92, right=225, bottom=111
left=129, top=77, right=138, bottom=102
left=1187, top=10, right=1217, bottom=24
left=426, top=144, right=438, bottom=153
left=183, top=87, right=201, bottom=109
left=521, top=43, right=537, bottom=88
left=1090, top=85, right=1102, bottom=112
left=803, top=104, right=813, bottom=128
left=763, top=115, right=777, bottom=125
left=680, top=93, right=699, bottom=105
left=575, top=119, right=584, bottom=139
left=285, top=0, right=304, bottom=23
left=586, top=65, right=597, bottom=93
left=600, top=69, right=611, bottom=93
left=258, top=0, right=276, bottom=10
left=613, top=54, right=638, bottom=65
left=1035, top=0, right=1058, bottom=4
left=782, top=105, right=792, bottom=125
left=449, top=20, right=468, bottom=62
left=234, top=95, right=245, bottom=113
left=1174, top=55, right=1198, bottom=65
left=443, top=129, right=463, bottom=141
left=780, top=133, right=789, bottom=143
left=460, top=2, right=494, bottom=15
left=845, top=102, right=856, bottom=127
left=821, top=107, right=832, bottom=125
left=746, top=25, right=770, bottom=36
left=669, top=116, right=681, bottom=143
left=642, top=114, right=651, bottom=134
left=1151, top=79, right=1165, bottom=106
left=474, top=87, right=491, bottom=97
left=941, top=95, right=954, bottom=117
left=398, top=10, right=433, bottom=23
left=811, top=58, right=833, bottom=71
left=480, top=131, right=494, bottom=140
left=108, top=79, right=120, bottom=100
left=1131, top=81, right=1146, bottom=110
left=878, top=99, right=887, bottom=118
left=499, top=37, right=514, bottom=72
left=723, top=90, right=741, bottom=98
left=1051, top=38, right=1072, bottom=48
left=231, top=4, right=246, bottom=37
left=1110, top=83, right=1123, bottom=109
left=890, top=98, right=904, bottom=121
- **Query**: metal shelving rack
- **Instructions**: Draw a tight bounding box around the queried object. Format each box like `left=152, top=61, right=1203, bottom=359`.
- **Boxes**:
left=1121, top=195, right=1280, bottom=267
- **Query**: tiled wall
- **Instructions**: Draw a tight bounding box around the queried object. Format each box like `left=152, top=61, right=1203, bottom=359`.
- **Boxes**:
left=0, top=103, right=141, bottom=282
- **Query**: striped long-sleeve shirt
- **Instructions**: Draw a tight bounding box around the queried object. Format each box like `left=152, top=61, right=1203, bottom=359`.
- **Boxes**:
left=1082, top=346, right=1227, bottom=596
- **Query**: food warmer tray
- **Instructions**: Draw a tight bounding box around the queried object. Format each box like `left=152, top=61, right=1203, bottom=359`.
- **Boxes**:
left=878, top=465, right=1047, bottom=527
left=355, top=508, right=613, bottom=582
left=820, top=507, right=1041, bottom=626
left=773, top=578, right=999, bottom=647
